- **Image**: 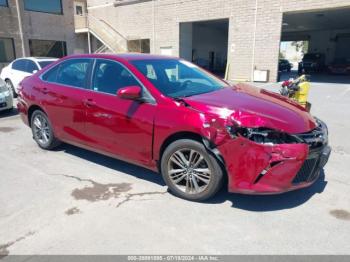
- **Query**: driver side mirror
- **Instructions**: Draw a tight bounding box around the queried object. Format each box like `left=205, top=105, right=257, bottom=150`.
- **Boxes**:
left=117, top=85, right=142, bottom=100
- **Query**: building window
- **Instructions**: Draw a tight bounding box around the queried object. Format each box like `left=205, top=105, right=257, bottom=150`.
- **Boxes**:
left=0, top=0, right=8, bottom=7
left=24, top=0, right=63, bottom=15
left=0, top=38, right=15, bottom=63
left=29, top=39, right=67, bottom=58
left=127, top=39, right=150, bottom=53
left=75, top=5, right=83, bottom=16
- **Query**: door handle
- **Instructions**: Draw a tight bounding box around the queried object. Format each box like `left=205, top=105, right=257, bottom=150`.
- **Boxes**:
left=41, top=87, right=49, bottom=94
left=83, top=98, right=96, bottom=107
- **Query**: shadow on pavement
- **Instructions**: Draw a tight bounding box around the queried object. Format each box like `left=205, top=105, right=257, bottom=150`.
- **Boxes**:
left=57, top=143, right=165, bottom=187
left=0, top=108, right=19, bottom=119
left=208, top=170, right=327, bottom=211
left=57, top=144, right=327, bottom=211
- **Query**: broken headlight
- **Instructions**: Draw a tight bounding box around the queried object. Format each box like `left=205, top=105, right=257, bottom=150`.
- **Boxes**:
left=226, top=126, right=302, bottom=145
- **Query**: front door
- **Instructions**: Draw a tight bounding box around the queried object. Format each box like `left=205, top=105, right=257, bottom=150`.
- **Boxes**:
left=84, top=59, right=156, bottom=166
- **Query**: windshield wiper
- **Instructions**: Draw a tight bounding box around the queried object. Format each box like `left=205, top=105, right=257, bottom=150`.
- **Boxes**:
left=172, top=96, right=191, bottom=107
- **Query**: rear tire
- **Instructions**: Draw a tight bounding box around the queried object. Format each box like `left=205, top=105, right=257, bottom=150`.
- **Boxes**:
left=31, top=110, right=61, bottom=150
left=161, top=139, right=223, bottom=201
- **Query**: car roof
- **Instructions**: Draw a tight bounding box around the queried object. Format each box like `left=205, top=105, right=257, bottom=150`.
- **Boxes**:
left=33, top=57, right=58, bottom=60
left=62, top=53, right=179, bottom=62
left=14, top=57, right=58, bottom=62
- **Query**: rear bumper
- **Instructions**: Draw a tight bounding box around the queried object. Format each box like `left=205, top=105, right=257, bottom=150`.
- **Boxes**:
left=218, top=137, right=331, bottom=195
left=17, top=98, right=29, bottom=126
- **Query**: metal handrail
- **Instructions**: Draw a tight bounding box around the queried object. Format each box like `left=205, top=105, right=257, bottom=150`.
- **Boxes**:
left=88, top=14, right=128, bottom=41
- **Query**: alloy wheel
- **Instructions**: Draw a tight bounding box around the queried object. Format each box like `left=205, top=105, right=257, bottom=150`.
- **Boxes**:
left=167, top=148, right=211, bottom=194
left=33, top=114, right=51, bottom=145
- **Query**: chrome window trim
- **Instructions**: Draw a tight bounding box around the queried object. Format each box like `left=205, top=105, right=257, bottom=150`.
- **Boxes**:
left=39, top=57, right=156, bottom=104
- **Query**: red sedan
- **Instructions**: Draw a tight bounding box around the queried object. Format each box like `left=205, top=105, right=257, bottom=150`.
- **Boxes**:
left=17, top=54, right=331, bottom=201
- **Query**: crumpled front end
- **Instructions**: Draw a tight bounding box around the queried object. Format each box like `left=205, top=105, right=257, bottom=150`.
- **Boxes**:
left=217, top=119, right=331, bottom=194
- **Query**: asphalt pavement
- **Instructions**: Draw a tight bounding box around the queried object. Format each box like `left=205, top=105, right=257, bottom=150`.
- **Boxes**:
left=0, top=80, right=349, bottom=256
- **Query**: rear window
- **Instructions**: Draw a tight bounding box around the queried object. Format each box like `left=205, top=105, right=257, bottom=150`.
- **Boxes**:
left=12, top=60, right=27, bottom=71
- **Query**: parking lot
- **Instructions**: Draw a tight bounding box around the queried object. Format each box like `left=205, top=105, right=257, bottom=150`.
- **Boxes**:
left=0, top=81, right=350, bottom=256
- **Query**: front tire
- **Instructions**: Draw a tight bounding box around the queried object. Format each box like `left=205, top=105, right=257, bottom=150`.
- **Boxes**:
left=161, top=139, right=223, bottom=201
left=31, top=110, right=61, bottom=150
left=5, top=79, right=17, bottom=98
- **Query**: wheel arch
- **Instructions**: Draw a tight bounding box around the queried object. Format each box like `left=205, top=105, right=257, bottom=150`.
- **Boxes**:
left=157, top=131, right=226, bottom=172
left=27, top=104, right=46, bottom=127
left=158, top=131, right=202, bottom=161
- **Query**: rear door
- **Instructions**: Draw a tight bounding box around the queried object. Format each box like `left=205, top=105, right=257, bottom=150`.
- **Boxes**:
left=84, top=58, right=156, bottom=166
left=39, top=58, right=93, bottom=144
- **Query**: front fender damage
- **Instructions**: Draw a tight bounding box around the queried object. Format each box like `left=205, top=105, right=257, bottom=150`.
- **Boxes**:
left=196, top=112, right=311, bottom=194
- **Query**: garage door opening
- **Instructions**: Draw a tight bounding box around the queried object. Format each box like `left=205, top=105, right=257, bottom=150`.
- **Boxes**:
left=180, top=19, right=229, bottom=77
left=280, top=7, right=350, bottom=83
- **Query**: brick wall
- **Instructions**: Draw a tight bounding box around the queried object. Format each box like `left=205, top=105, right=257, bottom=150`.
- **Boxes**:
left=0, top=0, right=84, bottom=71
left=0, top=0, right=21, bottom=70
left=88, top=0, right=350, bottom=82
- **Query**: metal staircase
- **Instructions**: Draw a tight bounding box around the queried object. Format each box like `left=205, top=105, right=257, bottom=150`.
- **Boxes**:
left=75, top=14, right=128, bottom=53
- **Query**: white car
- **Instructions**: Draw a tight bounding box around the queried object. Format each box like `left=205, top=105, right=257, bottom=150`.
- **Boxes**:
left=0, top=78, right=13, bottom=112
left=0, top=57, right=58, bottom=97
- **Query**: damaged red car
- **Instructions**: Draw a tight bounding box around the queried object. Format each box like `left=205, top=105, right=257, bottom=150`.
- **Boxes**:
left=17, top=54, right=331, bottom=201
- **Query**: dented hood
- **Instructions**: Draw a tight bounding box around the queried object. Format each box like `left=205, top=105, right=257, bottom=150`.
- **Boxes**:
left=184, top=83, right=316, bottom=134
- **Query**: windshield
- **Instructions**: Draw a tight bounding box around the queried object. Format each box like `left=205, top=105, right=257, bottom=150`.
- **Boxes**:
left=38, top=60, right=55, bottom=69
left=131, top=59, right=228, bottom=98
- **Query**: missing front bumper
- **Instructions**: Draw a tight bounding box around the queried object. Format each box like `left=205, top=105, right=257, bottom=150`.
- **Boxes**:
left=292, top=145, right=331, bottom=184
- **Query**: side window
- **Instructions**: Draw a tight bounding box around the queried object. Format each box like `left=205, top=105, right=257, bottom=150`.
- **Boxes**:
left=56, top=59, right=90, bottom=88
left=26, top=60, right=38, bottom=73
left=12, top=60, right=27, bottom=72
left=42, top=65, right=59, bottom=82
left=92, top=59, right=140, bottom=95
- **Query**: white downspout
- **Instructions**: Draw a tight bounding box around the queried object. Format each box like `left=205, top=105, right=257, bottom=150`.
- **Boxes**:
left=152, top=0, right=156, bottom=53
left=251, top=0, right=258, bottom=81
left=15, top=0, right=26, bottom=57
left=87, top=14, right=92, bottom=54
left=88, top=31, right=92, bottom=54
